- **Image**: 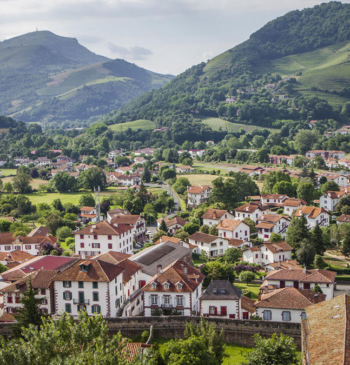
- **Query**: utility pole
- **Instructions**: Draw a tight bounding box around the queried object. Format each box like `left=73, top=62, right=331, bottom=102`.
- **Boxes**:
left=94, top=186, right=101, bottom=222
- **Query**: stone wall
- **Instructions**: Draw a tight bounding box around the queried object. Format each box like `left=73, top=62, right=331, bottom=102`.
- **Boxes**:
left=0, top=316, right=302, bottom=349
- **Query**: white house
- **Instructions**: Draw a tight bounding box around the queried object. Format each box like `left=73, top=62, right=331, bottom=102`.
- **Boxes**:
left=141, top=259, right=204, bottom=316
left=316, top=173, right=348, bottom=188
left=156, top=217, right=186, bottom=235
left=1, top=269, right=58, bottom=315
left=255, top=214, right=290, bottom=241
left=254, top=287, right=326, bottom=323
left=176, top=165, right=194, bottom=173
left=109, top=215, right=146, bottom=243
left=108, top=150, right=123, bottom=160
left=187, top=232, right=229, bottom=258
left=337, top=214, right=350, bottom=224
left=217, top=219, right=250, bottom=240
left=262, top=268, right=336, bottom=300
left=134, top=157, right=147, bottom=165
left=79, top=206, right=99, bottom=223
left=294, top=206, right=330, bottom=228
left=320, top=191, right=347, bottom=212
left=242, top=241, right=293, bottom=266
left=260, top=194, right=289, bottom=207
left=35, top=157, right=51, bottom=166
left=187, top=185, right=212, bottom=208
left=239, top=166, right=264, bottom=176
left=117, top=174, right=141, bottom=186
left=199, top=280, right=255, bottom=320
left=74, top=221, right=134, bottom=256
left=234, top=203, right=265, bottom=223
left=283, top=198, right=307, bottom=216
left=201, top=209, right=234, bottom=227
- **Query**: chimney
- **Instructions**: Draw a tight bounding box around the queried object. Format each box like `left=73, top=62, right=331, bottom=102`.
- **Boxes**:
left=264, top=284, right=268, bottom=294
left=258, top=292, right=262, bottom=301
left=157, top=264, right=162, bottom=274
left=213, top=210, right=217, bottom=219
left=114, top=223, right=118, bottom=227
left=160, top=237, right=162, bottom=243
left=303, top=265, right=306, bottom=273
left=182, top=265, right=188, bottom=277
left=314, top=293, right=319, bottom=304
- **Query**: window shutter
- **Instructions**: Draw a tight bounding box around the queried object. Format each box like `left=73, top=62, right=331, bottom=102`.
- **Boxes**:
left=63, top=282, right=65, bottom=287
left=92, top=306, right=94, bottom=314
left=149, top=296, right=151, bottom=306
left=183, top=296, right=186, bottom=307
left=99, top=306, right=101, bottom=313
left=69, top=281, right=71, bottom=288
left=63, top=292, right=65, bottom=300
left=70, top=292, right=72, bottom=300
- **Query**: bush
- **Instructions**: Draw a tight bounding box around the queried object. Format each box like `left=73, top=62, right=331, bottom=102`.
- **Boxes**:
left=141, top=331, right=149, bottom=343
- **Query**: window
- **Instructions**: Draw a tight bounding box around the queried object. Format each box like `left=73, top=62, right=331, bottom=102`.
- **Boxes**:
left=245, top=231, right=247, bottom=236
left=221, top=289, right=225, bottom=294
left=92, top=305, right=100, bottom=313
left=78, top=281, right=84, bottom=288
left=177, top=296, right=183, bottom=306
left=151, top=296, right=158, bottom=305
left=263, top=310, right=271, bottom=320
left=94, top=235, right=98, bottom=240
left=93, top=292, right=99, bottom=301
left=108, top=235, right=112, bottom=240
left=93, top=282, right=98, bottom=289
left=63, top=281, right=71, bottom=288
left=115, top=286, right=118, bottom=295
left=15, top=297, right=20, bottom=303
left=41, top=289, right=45, bottom=295
left=25, top=245, right=31, bottom=250
left=41, top=299, right=48, bottom=305
left=120, top=283, right=122, bottom=290
left=152, top=283, right=157, bottom=289
left=80, top=243, right=84, bottom=248
left=177, top=283, right=182, bottom=290
left=301, top=312, right=307, bottom=319
left=164, top=283, right=169, bottom=290
left=220, top=242, right=223, bottom=246
left=282, top=311, right=291, bottom=321
left=92, top=243, right=100, bottom=248
left=209, top=306, right=216, bottom=314
left=65, top=304, right=71, bottom=313
left=235, top=232, right=238, bottom=238
left=108, top=243, right=112, bottom=249
left=64, top=291, right=72, bottom=300
left=80, top=235, right=84, bottom=239
left=5, top=246, right=11, bottom=251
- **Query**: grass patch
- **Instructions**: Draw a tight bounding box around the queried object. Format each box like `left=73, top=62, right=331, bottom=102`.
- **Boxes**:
left=1, top=177, right=49, bottom=189
left=234, top=283, right=261, bottom=300
left=109, top=119, right=155, bottom=132
left=0, top=169, right=17, bottom=176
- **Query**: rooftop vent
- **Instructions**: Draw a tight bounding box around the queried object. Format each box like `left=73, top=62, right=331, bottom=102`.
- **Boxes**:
left=333, top=305, right=340, bottom=309
left=332, top=315, right=340, bottom=319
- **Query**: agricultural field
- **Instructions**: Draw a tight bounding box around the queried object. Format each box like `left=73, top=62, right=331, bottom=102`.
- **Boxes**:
left=180, top=174, right=222, bottom=186
left=199, top=116, right=278, bottom=134
left=1, top=176, right=49, bottom=189
left=109, top=119, right=155, bottom=132
left=0, top=169, right=17, bottom=176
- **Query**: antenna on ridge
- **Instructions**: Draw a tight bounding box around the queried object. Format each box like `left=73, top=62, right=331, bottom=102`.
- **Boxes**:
left=94, top=186, right=101, bottom=222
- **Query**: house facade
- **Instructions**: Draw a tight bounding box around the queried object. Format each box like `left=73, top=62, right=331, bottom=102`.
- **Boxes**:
left=109, top=215, right=146, bottom=243
left=294, top=206, right=330, bottom=228
left=283, top=198, right=307, bottom=216
left=320, top=191, right=347, bottom=212
left=187, top=185, right=212, bottom=208
left=217, top=219, right=250, bottom=241
left=234, top=203, right=265, bottom=223
left=187, top=232, right=229, bottom=257
left=201, top=209, right=234, bottom=227
left=255, top=214, right=290, bottom=241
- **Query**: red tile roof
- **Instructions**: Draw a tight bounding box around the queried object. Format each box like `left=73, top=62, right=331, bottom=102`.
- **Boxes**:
left=156, top=217, right=186, bottom=227
left=201, top=209, right=229, bottom=220
left=265, top=268, right=336, bottom=283
left=74, top=221, right=132, bottom=236
left=188, top=232, right=220, bottom=244
left=187, top=185, right=212, bottom=194
left=217, top=219, right=247, bottom=231
left=294, top=206, right=328, bottom=218
left=234, top=203, right=264, bottom=213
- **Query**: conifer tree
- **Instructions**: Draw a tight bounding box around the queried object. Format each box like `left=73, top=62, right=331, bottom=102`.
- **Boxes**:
left=286, top=215, right=310, bottom=250
left=341, top=235, right=350, bottom=257
left=159, top=219, right=168, bottom=233
left=13, top=280, right=44, bottom=337
left=311, top=223, right=325, bottom=255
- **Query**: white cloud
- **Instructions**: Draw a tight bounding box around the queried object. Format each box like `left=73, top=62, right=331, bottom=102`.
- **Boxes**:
left=202, top=51, right=213, bottom=61
left=107, top=43, right=153, bottom=60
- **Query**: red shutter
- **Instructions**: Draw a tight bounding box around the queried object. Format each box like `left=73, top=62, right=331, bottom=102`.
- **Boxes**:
left=221, top=306, right=227, bottom=315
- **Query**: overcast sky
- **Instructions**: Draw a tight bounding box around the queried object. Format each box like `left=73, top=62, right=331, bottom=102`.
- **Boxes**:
left=0, top=0, right=348, bottom=75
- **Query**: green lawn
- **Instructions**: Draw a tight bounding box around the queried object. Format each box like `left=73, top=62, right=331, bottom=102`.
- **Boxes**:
left=234, top=283, right=261, bottom=300
left=109, top=120, right=155, bottom=132
left=0, top=169, right=17, bottom=176
left=154, top=338, right=253, bottom=364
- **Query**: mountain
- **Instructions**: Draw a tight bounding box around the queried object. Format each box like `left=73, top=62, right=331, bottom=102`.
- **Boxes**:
left=101, top=2, right=350, bottom=138
left=0, top=31, right=173, bottom=124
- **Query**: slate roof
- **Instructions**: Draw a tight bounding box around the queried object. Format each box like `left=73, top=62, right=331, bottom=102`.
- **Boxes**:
left=199, top=280, right=242, bottom=301
left=254, top=287, right=326, bottom=310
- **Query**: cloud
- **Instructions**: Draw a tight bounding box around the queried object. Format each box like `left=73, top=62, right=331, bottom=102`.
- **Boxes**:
left=202, top=51, right=213, bottom=61
left=77, top=35, right=103, bottom=44
left=107, top=43, right=153, bottom=60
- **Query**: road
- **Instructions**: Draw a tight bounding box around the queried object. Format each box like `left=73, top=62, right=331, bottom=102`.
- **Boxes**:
left=145, top=183, right=182, bottom=216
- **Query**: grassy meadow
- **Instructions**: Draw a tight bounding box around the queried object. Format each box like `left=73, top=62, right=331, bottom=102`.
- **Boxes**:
left=0, top=169, right=17, bottom=176
left=109, top=120, right=155, bottom=132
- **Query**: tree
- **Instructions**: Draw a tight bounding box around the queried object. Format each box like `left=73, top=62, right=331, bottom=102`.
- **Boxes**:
left=311, top=223, right=325, bottom=255
left=5, top=311, right=128, bottom=364
left=269, top=233, right=283, bottom=243
left=243, top=217, right=257, bottom=233
left=144, top=203, right=156, bottom=224
left=56, top=226, right=72, bottom=241
left=294, top=129, right=319, bottom=154
left=152, top=230, right=168, bottom=243
left=79, top=193, right=95, bottom=208
left=314, top=255, right=328, bottom=269
left=174, top=230, right=189, bottom=240
left=312, top=283, right=324, bottom=294
left=12, top=281, right=44, bottom=337
left=223, top=247, right=242, bottom=263
left=297, top=182, right=315, bottom=204
left=3, top=182, right=13, bottom=193
left=0, top=178, right=3, bottom=192
left=12, top=173, right=32, bottom=194
left=162, top=168, right=176, bottom=180
left=78, top=167, right=106, bottom=191
left=50, top=172, right=78, bottom=193
left=286, top=215, right=310, bottom=250
left=159, top=219, right=169, bottom=233
left=45, top=214, right=61, bottom=235
left=320, top=180, right=339, bottom=194
left=201, top=261, right=235, bottom=287
left=335, top=195, right=350, bottom=214
left=272, top=181, right=295, bottom=197
left=52, top=198, right=64, bottom=212
left=209, top=224, right=218, bottom=236
left=0, top=219, right=12, bottom=233
left=243, top=333, right=298, bottom=365
left=262, top=171, right=291, bottom=194
left=239, top=271, right=255, bottom=286
left=296, top=239, right=316, bottom=267
left=200, top=225, right=210, bottom=234
left=210, top=177, right=238, bottom=210
left=341, top=234, right=350, bottom=257
left=142, top=166, right=151, bottom=183
left=183, top=222, right=199, bottom=235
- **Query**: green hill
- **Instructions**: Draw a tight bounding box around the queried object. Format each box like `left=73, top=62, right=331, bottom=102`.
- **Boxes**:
left=0, top=31, right=173, bottom=124
left=101, top=2, right=350, bottom=139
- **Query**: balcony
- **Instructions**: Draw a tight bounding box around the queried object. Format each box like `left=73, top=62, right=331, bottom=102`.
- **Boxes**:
left=161, top=304, right=173, bottom=309
left=73, top=298, right=90, bottom=305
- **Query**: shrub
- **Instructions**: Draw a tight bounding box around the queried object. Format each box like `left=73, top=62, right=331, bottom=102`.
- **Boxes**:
left=141, top=331, right=149, bottom=343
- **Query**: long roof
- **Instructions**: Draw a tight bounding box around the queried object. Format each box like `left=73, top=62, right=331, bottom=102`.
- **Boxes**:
left=188, top=232, right=221, bottom=244
left=110, top=215, right=141, bottom=225
left=217, top=219, right=246, bottom=231
left=73, top=221, right=132, bottom=236
left=187, top=185, right=211, bottom=194
left=201, top=209, right=229, bottom=220
left=254, top=287, right=326, bottom=310
left=265, top=268, right=336, bottom=283
left=199, top=280, right=242, bottom=301
left=304, top=294, right=350, bottom=365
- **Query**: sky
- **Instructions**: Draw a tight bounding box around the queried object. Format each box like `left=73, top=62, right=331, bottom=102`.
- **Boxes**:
left=0, top=0, right=349, bottom=75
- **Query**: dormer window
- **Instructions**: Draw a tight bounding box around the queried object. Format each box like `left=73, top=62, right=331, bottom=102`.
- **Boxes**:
left=177, top=283, right=183, bottom=290
left=80, top=265, right=89, bottom=272
left=221, top=289, right=225, bottom=294
left=213, top=288, right=217, bottom=294
left=152, top=282, right=157, bottom=289
left=164, top=283, right=169, bottom=290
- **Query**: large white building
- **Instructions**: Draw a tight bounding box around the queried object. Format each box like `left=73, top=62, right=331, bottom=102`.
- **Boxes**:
left=294, top=206, right=330, bottom=228
left=217, top=219, right=250, bottom=240
left=187, top=232, right=229, bottom=257
left=283, top=198, right=307, bottom=216
left=320, top=191, right=347, bottom=212
left=201, top=209, right=234, bottom=227
left=74, top=221, right=134, bottom=256
left=199, top=280, right=255, bottom=320
left=109, top=215, right=146, bottom=243
left=187, top=185, right=212, bottom=208
left=260, top=194, right=289, bottom=207
left=316, top=173, right=348, bottom=188
left=141, top=259, right=204, bottom=316
left=234, top=203, right=265, bottom=223
left=255, top=214, right=290, bottom=241
left=242, top=241, right=293, bottom=266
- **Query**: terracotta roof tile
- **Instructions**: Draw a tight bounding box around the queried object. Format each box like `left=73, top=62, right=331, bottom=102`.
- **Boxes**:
left=217, top=219, right=247, bottom=231
left=241, top=295, right=256, bottom=313
left=110, top=215, right=141, bottom=225
left=265, top=268, right=336, bottom=283
left=74, top=221, right=132, bottom=236
left=154, top=236, right=182, bottom=245
left=80, top=206, right=95, bottom=212
left=201, top=209, right=229, bottom=220
left=294, top=206, right=328, bottom=218
left=187, top=185, right=212, bottom=194
left=228, top=238, right=245, bottom=247
left=27, top=226, right=50, bottom=237
left=188, top=232, right=220, bottom=244
left=337, top=215, right=350, bottom=223
left=156, top=217, right=186, bottom=227
left=234, top=203, right=264, bottom=213
left=258, top=214, right=289, bottom=223
left=283, top=198, right=307, bottom=207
